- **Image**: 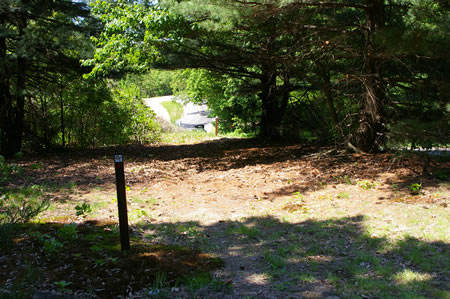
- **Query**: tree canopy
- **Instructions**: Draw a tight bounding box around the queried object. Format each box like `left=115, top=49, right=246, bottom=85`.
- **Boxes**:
left=87, top=0, right=449, bottom=151
left=0, top=0, right=162, bottom=156
left=1, top=0, right=448, bottom=155
left=0, top=0, right=92, bottom=155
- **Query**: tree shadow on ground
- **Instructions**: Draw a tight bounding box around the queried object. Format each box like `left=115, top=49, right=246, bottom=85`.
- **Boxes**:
left=2, top=215, right=448, bottom=297
left=4, top=138, right=308, bottom=190
left=133, top=215, right=449, bottom=298
left=4, top=138, right=446, bottom=204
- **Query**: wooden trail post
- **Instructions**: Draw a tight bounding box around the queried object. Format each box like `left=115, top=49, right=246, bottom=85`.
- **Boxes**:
left=114, top=153, right=130, bottom=251
left=215, top=116, right=218, bottom=136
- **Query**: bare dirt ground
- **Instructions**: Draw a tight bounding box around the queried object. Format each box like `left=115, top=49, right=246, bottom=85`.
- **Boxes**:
left=3, top=138, right=449, bottom=298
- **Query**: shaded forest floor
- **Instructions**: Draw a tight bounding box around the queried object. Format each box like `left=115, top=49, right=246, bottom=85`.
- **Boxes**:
left=1, top=138, right=449, bottom=298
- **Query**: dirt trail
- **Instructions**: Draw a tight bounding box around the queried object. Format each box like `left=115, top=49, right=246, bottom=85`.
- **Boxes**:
left=8, top=138, right=449, bottom=298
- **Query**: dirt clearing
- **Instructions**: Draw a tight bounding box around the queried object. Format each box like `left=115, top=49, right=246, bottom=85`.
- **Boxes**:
left=2, top=138, right=449, bottom=298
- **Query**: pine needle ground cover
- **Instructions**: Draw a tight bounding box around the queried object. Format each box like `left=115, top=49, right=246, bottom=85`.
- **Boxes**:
left=1, top=139, right=448, bottom=298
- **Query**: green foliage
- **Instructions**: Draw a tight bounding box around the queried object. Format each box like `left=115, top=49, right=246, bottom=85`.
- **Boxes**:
left=263, top=250, right=286, bottom=270
left=184, top=272, right=213, bottom=291
left=432, top=168, right=449, bottom=181
left=0, top=0, right=96, bottom=155
left=408, top=183, right=422, bottom=195
left=31, top=162, right=43, bottom=170
left=54, top=280, right=72, bottom=291
left=0, top=186, right=50, bottom=225
left=292, top=192, right=304, bottom=202
left=75, top=203, right=92, bottom=218
left=87, top=0, right=450, bottom=150
left=124, top=70, right=182, bottom=98
left=0, top=224, right=14, bottom=252
left=32, top=232, right=64, bottom=254
left=337, top=192, right=350, bottom=199
left=387, top=118, right=449, bottom=150
left=176, top=69, right=260, bottom=134
left=0, top=156, right=22, bottom=184
left=110, top=79, right=162, bottom=145
left=58, top=223, right=78, bottom=242
left=152, top=271, right=169, bottom=290
left=226, top=223, right=261, bottom=240
left=1, top=264, right=38, bottom=298
left=33, top=77, right=163, bottom=148
left=160, top=101, right=184, bottom=124
left=160, top=130, right=216, bottom=144
left=358, top=181, right=377, bottom=190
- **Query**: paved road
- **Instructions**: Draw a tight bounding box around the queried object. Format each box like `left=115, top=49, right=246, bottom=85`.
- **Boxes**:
left=143, top=96, right=215, bottom=132
left=178, top=102, right=215, bottom=131
left=143, top=96, right=172, bottom=122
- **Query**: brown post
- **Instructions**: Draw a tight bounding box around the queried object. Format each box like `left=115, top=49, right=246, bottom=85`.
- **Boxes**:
left=114, top=153, right=130, bottom=251
left=215, top=116, right=218, bottom=136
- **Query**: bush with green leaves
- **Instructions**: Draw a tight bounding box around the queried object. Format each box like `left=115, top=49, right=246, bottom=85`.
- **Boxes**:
left=32, top=232, right=64, bottom=254
left=58, top=223, right=79, bottom=241
left=109, top=79, right=162, bottom=145
left=75, top=203, right=92, bottom=218
left=0, top=155, right=21, bottom=184
left=0, top=185, right=50, bottom=225
left=25, top=77, right=162, bottom=150
left=175, top=69, right=260, bottom=134
left=409, top=182, right=422, bottom=195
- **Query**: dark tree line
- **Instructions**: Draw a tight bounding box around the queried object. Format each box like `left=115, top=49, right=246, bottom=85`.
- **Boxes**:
left=0, top=0, right=92, bottom=155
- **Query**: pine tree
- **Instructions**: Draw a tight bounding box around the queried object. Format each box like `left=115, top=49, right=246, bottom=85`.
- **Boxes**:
left=0, top=0, right=92, bottom=155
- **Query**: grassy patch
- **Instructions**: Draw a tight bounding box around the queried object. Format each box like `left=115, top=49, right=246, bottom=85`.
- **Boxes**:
left=264, top=250, right=287, bottom=270
left=160, top=130, right=253, bottom=144
left=161, top=131, right=217, bottom=144
left=160, top=100, right=184, bottom=124
left=225, top=223, right=261, bottom=240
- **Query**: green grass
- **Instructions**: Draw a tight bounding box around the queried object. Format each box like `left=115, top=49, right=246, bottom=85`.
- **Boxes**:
left=160, top=100, right=184, bottom=124
left=160, top=130, right=254, bottom=144
left=263, top=250, right=286, bottom=270
left=337, top=191, right=350, bottom=199
left=225, top=223, right=261, bottom=240
left=161, top=131, right=216, bottom=144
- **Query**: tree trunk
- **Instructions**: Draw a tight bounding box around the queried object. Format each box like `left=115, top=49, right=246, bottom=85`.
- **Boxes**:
left=59, top=80, right=65, bottom=147
left=0, top=12, right=27, bottom=156
left=317, top=62, right=339, bottom=126
left=0, top=14, right=10, bottom=156
left=259, top=69, right=283, bottom=139
left=354, top=0, right=386, bottom=152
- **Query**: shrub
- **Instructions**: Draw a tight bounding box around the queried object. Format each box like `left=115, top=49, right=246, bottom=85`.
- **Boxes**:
left=0, top=186, right=50, bottom=225
left=0, top=155, right=22, bottom=184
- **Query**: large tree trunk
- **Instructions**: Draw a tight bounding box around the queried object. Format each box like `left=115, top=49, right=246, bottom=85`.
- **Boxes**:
left=317, top=62, right=339, bottom=126
left=59, top=80, right=65, bottom=147
left=0, top=14, right=9, bottom=156
left=0, top=82, right=26, bottom=156
left=259, top=69, right=283, bottom=139
left=0, top=11, right=27, bottom=156
left=354, top=0, right=386, bottom=152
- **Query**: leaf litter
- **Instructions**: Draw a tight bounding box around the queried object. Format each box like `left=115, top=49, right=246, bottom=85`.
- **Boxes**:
left=1, top=138, right=449, bottom=298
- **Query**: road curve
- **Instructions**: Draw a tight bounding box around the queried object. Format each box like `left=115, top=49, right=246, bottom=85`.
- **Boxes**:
left=143, top=95, right=216, bottom=132
left=143, top=96, right=173, bottom=122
